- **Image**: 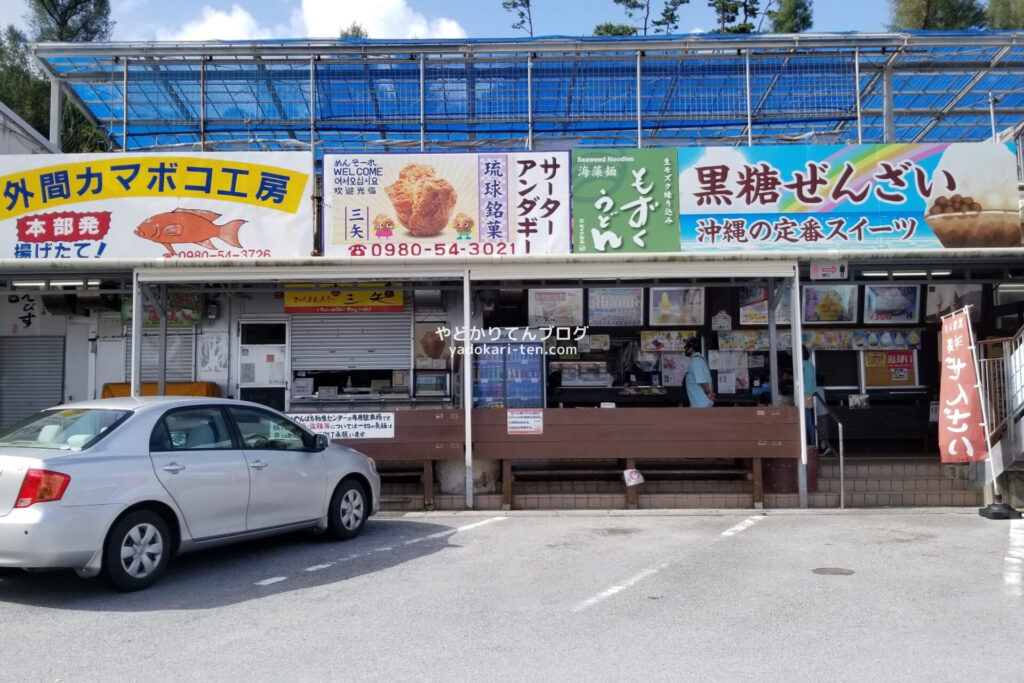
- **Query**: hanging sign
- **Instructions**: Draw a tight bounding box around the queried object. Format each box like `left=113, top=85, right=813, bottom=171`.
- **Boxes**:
left=0, top=152, right=312, bottom=261
left=323, top=152, right=570, bottom=257
left=938, top=309, right=987, bottom=463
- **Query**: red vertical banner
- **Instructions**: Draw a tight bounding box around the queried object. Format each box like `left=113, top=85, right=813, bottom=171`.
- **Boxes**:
left=938, top=309, right=987, bottom=463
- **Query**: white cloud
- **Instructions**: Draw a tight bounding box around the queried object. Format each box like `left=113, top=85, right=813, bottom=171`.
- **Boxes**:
left=142, top=0, right=465, bottom=42
left=156, top=4, right=275, bottom=41
left=299, top=0, right=466, bottom=39
left=0, top=2, right=30, bottom=34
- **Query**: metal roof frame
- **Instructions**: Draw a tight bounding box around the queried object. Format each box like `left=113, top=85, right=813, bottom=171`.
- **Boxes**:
left=30, top=31, right=1024, bottom=153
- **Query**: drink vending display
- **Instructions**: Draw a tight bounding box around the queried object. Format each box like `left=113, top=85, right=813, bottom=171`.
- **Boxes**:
left=472, top=335, right=546, bottom=408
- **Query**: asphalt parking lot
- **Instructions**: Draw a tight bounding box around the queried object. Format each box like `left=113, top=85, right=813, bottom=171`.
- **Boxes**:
left=1, top=509, right=1022, bottom=681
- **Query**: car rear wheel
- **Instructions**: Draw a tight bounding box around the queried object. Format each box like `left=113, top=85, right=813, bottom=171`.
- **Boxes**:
left=102, top=510, right=170, bottom=591
left=328, top=479, right=368, bottom=540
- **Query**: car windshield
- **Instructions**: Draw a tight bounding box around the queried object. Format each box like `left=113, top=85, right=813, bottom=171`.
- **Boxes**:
left=0, top=409, right=130, bottom=450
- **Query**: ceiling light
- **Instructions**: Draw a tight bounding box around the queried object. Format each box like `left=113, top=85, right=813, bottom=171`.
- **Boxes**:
left=892, top=271, right=928, bottom=277
left=11, top=281, right=46, bottom=288
left=861, top=271, right=889, bottom=277
left=929, top=270, right=952, bottom=276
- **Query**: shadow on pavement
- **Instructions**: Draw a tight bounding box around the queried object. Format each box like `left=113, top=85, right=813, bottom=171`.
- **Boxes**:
left=0, top=519, right=459, bottom=610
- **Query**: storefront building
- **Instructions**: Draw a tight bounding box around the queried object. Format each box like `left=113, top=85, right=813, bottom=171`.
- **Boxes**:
left=4, top=32, right=1024, bottom=509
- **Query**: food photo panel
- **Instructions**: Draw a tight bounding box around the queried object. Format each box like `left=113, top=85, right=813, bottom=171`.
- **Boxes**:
left=864, top=285, right=920, bottom=325
left=802, top=285, right=858, bottom=324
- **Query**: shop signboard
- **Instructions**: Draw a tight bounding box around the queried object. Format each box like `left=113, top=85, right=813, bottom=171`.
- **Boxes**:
left=122, top=292, right=204, bottom=326
left=0, top=152, right=312, bottom=261
left=938, top=309, right=987, bottom=463
left=1, top=292, right=63, bottom=336
left=283, top=283, right=403, bottom=314
left=572, top=149, right=678, bottom=254
left=864, top=350, right=917, bottom=387
left=676, top=142, right=1021, bottom=253
left=289, top=412, right=395, bottom=439
left=323, top=152, right=570, bottom=257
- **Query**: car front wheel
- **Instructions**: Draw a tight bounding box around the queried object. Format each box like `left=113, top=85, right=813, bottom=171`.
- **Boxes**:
left=102, top=510, right=171, bottom=591
left=328, top=479, right=368, bottom=540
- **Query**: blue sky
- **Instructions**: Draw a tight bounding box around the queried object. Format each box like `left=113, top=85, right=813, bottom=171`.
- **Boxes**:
left=2, top=0, right=893, bottom=41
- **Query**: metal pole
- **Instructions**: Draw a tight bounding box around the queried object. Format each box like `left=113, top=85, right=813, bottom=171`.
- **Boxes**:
left=463, top=270, right=474, bottom=509
left=966, top=310, right=1001, bottom=500
left=48, top=77, right=63, bottom=150
left=855, top=47, right=863, bottom=145
left=200, top=57, right=206, bottom=151
left=157, top=284, right=167, bottom=396
left=123, top=57, right=128, bottom=152
left=883, top=62, right=894, bottom=144
left=989, top=92, right=998, bottom=141
left=130, top=271, right=143, bottom=397
left=527, top=53, right=534, bottom=151
left=791, top=268, right=808, bottom=508
left=838, top=422, right=846, bottom=509
left=310, top=55, right=317, bottom=151
left=636, top=51, right=642, bottom=149
left=745, top=51, right=753, bottom=147
left=419, top=54, right=426, bottom=152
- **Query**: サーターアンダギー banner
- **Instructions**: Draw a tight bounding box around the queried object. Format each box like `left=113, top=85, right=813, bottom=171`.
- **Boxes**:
left=0, top=152, right=312, bottom=261
left=573, top=143, right=1021, bottom=254
left=322, top=152, right=571, bottom=257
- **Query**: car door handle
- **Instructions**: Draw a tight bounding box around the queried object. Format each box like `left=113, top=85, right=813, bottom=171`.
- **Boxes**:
left=162, top=462, right=185, bottom=473
left=249, top=460, right=269, bottom=470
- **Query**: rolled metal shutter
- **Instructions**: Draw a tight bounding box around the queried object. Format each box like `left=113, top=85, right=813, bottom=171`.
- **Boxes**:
left=0, top=336, right=65, bottom=428
left=124, top=328, right=196, bottom=382
left=291, top=302, right=412, bottom=371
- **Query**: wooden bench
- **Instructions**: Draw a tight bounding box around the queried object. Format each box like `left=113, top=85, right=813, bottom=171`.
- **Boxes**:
left=472, top=407, right=801, bottom=509
left=325, top=410, right=465, bottom=510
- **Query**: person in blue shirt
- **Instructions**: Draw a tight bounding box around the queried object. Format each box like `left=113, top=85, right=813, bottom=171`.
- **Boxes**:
left=802, top=345, right=818, bottom=445
left=684, top=337, right=714, bottom=408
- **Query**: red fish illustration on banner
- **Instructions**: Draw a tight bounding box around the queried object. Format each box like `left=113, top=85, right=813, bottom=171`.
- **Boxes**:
left=134, top=209, right=246, bottom=255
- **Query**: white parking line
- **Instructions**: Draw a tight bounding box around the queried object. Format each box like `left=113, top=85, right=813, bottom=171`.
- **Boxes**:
left=721, top=515, right=766, bottom=537
left=573, top=516, right=767, bottom=611
left=1005, top=519, right=1024, bottom=597
left=255, top=516, right=507, bottom=586
left=572, top=560, right=672, bottom=613
left=254, top=577, right=287, bottom=586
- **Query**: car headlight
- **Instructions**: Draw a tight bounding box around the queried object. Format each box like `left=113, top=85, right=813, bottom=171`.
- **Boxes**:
left=368, top=457, right=377, bottom=474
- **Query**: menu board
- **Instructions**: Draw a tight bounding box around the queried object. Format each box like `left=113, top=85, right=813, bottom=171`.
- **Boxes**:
left=738, top=286, right=792, bottom=325
left=864, top=285, right=920, bottom=324
left=640, top=330, right=698, bottom=353
left=803, top=285, right=858, bottom=324
left=528, top=289, right=584, bottom=327
left=587, top=287, right=644, bottom=326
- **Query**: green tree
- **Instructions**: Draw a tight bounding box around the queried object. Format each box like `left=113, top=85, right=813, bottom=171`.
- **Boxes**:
left=594, top=0, right=690, bottom=36
left=709, top=0, right=761, bottom=33
left=593, top=22, right=639, bottom=35
left=502, top=0, right=534, bottom=36
left=987, top=0, right=1024, bottom=28
left=339, top=21, right=368, bottom=38
left=888, top=0, right=986, bottom=30
left=766, top=0, right=813, bottom=32
left=29, top=0, right=113, bottom=41
left=0, top=26, right=50, bottom=137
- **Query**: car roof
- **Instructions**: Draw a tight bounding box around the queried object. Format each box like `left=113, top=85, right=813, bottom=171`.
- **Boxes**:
left=50, top=396, right=260, bottom=413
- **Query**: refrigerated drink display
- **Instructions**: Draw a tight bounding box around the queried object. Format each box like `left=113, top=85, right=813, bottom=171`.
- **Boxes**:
left=472, top=334, right=546, bottom=408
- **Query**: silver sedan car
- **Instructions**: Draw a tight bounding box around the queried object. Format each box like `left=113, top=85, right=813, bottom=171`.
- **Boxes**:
left=0, top=396, right=380, bottom=590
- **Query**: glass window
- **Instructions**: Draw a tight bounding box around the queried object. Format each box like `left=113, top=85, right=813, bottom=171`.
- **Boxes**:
left=228, top=406, right=308, bottom=451
left=152, top=407, right=234, bottom=451
left=240, top=322, right=286, bottom=345
left=0, top=409, right=129, bottom=450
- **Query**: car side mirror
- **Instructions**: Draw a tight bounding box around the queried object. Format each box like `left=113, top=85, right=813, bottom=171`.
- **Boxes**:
left=313, top=433, right=329, bottom=452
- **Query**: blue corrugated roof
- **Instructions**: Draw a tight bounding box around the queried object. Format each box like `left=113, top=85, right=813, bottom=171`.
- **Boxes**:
left=32, top=31, right=1024, bottom=152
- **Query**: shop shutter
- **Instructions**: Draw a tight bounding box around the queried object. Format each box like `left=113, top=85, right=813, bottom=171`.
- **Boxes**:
left=124, top=328, right=196, bottom=382
left=0, top=336, right=65, bottom=428
left=291, top=303, right=412, bottom=371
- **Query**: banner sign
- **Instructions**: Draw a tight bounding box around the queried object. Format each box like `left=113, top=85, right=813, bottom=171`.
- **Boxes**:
left=939, top=309, right=987, bottom=463
left=572, top=143, right=1020, bottom=254
left=289, top=412, right=395, bottom=439
left=677, top=142, right=1020, bottom=252
left=283, top=283, right=403, bottom=314
left=0, top=153, right=312, bottom=261
left=323, top=152, right=570, bottom=257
